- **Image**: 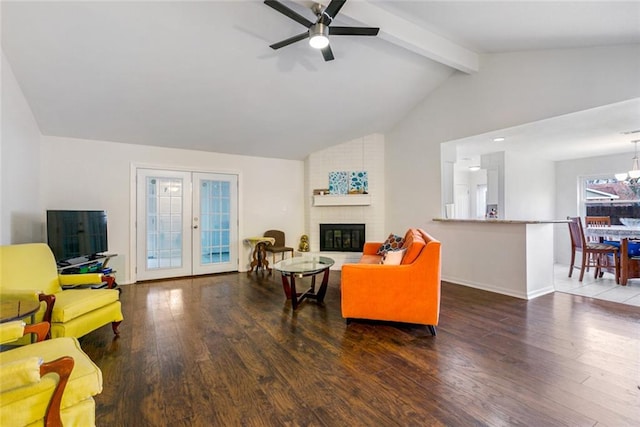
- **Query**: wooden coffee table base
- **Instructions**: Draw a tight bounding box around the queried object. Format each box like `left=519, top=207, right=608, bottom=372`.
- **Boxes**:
left=280, top=268, right=330, bottom=310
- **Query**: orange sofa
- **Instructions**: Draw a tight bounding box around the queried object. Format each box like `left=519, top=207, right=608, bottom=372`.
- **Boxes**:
left=341, top=228, right=441, bottom=335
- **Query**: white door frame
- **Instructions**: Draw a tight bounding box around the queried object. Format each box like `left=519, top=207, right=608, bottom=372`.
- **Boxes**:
left=136, top=169, right=193, bottom=280
left=129, top=163, right=243, bottom=283
left=192, top=172, right=239, bottom=275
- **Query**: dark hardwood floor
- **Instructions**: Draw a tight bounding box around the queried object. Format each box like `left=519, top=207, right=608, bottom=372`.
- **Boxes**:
left=80, top=271, right=640, bottom=426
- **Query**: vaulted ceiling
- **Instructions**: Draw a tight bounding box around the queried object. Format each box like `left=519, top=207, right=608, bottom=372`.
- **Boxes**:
left=2, top=1, right=639, bottom=160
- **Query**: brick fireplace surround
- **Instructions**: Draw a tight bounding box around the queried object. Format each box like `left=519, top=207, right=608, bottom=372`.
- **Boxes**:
left=304, top=134, right=385, bottom=269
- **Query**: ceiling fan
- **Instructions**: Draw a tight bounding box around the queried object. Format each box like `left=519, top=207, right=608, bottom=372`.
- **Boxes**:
left=264, top=0, right=380, bottom=61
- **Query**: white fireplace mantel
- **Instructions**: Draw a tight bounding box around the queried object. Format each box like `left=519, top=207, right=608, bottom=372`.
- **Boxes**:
left=312, top=194, right=371, bottom=206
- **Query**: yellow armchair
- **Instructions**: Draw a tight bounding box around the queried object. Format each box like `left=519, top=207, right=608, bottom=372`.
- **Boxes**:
left=0, top=243, right=123, bottom=342
left=0, top=321, right=102, bottom=427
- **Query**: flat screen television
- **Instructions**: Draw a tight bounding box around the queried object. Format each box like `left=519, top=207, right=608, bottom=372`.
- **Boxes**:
left=46, top=210, right=108, bottom=262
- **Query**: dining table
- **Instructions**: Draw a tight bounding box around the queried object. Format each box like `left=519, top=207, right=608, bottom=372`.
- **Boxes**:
left=584, top=225, right=640, bottom=285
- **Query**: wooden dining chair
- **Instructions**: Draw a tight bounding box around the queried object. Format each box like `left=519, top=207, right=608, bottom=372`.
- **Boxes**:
left=584, top=216, right=611, bottom=240
left=567, top=217, right=620, bottom=282
left=584, top=216, right=612, bottom=272
left=263, top=230, right=294, bottom=265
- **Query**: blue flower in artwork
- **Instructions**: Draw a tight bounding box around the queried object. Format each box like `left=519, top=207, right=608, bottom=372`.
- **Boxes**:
left=349, top=171, right=368, bottom=193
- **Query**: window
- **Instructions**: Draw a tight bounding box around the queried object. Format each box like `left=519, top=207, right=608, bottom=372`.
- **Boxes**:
left=583, top=175, right=640, bottom=223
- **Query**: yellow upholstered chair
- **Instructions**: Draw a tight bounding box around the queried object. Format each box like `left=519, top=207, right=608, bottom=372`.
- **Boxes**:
left=0, top=321, right=102, bottom=427
left=0, top=321, right=49, bottom=345
left=0, top=243, right=123, bottom=343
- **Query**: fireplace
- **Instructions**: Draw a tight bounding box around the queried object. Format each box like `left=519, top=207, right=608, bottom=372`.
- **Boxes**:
left=319, top=224, right=365, bottom=252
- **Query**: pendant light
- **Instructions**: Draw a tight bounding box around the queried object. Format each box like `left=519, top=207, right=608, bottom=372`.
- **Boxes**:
left=629, top=140, right=640, bottom=179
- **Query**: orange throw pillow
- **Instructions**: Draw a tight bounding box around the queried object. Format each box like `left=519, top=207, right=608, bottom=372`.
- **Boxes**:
left=401, top=229, right=426, bottom=264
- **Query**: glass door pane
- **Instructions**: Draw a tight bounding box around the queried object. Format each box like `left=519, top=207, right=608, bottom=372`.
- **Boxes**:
left=193, top=173, right=238, bottom=275
left=136, top=169, right=192, bottom=280
left=146, top=177, right=183, bottom=269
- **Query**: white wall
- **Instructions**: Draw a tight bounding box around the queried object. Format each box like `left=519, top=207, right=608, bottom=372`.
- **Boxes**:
left=40, top=136, right=305, bottom=284
left=1, top=51, right=42, bottom=244
left=505, top=151, right=555, bottom=220
left=386, top=45, right=640, bottom=232
left=555, top=151, right=632, bottom=265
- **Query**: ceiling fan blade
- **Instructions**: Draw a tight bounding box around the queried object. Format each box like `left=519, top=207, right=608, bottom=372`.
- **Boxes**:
left=329, top=26, right=380, bottom=36
left=264, top=0, right=314, bottom=28
left=321, top=45, right=335, bottom=62
left=269, top=32, right=309, bottom=50
left=323, top=0, right=346, bottom=20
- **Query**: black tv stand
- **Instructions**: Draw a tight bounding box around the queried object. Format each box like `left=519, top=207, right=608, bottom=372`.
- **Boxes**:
left=57, top=253, right=118, bottom=290
left=57, top=253, right=116, bottom=273
left=59, top=256, right=90, bottom=267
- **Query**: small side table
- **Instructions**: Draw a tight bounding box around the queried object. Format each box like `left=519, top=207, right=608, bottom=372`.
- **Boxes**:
left=244, top=237, right=276, bottom=273
left=0, top=299, right=40, bottom=324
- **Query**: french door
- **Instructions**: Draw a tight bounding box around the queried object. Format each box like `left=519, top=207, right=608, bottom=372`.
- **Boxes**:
left=136, top=169, right=238, bottom=281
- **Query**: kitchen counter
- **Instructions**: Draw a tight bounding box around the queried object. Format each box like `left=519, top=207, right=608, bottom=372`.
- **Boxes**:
left=433, top=218, right=569, bottom=224
left=428, top=219, right=564, bottom=299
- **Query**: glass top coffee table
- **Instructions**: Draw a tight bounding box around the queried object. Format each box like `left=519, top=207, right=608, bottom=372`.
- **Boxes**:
left=273, top=256, right=335, bottom=309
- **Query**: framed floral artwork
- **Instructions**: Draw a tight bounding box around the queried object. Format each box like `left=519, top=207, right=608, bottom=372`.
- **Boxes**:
left=329, top=171, right=348, bottom=194
left=349, top=171, right=368, bottom=193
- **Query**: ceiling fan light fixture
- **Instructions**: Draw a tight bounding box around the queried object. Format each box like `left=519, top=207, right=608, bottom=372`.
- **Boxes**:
left=309, top=23, right=329, bottom=49
left=265, top=0, right=379, bottom=61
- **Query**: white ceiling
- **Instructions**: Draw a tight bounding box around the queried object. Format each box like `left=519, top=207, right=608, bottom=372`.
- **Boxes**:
left=373, top=1, right=640, bottom=53
left=2, top=1, right=640, bottom=160
left=450, top=97, right=640, bottom=168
